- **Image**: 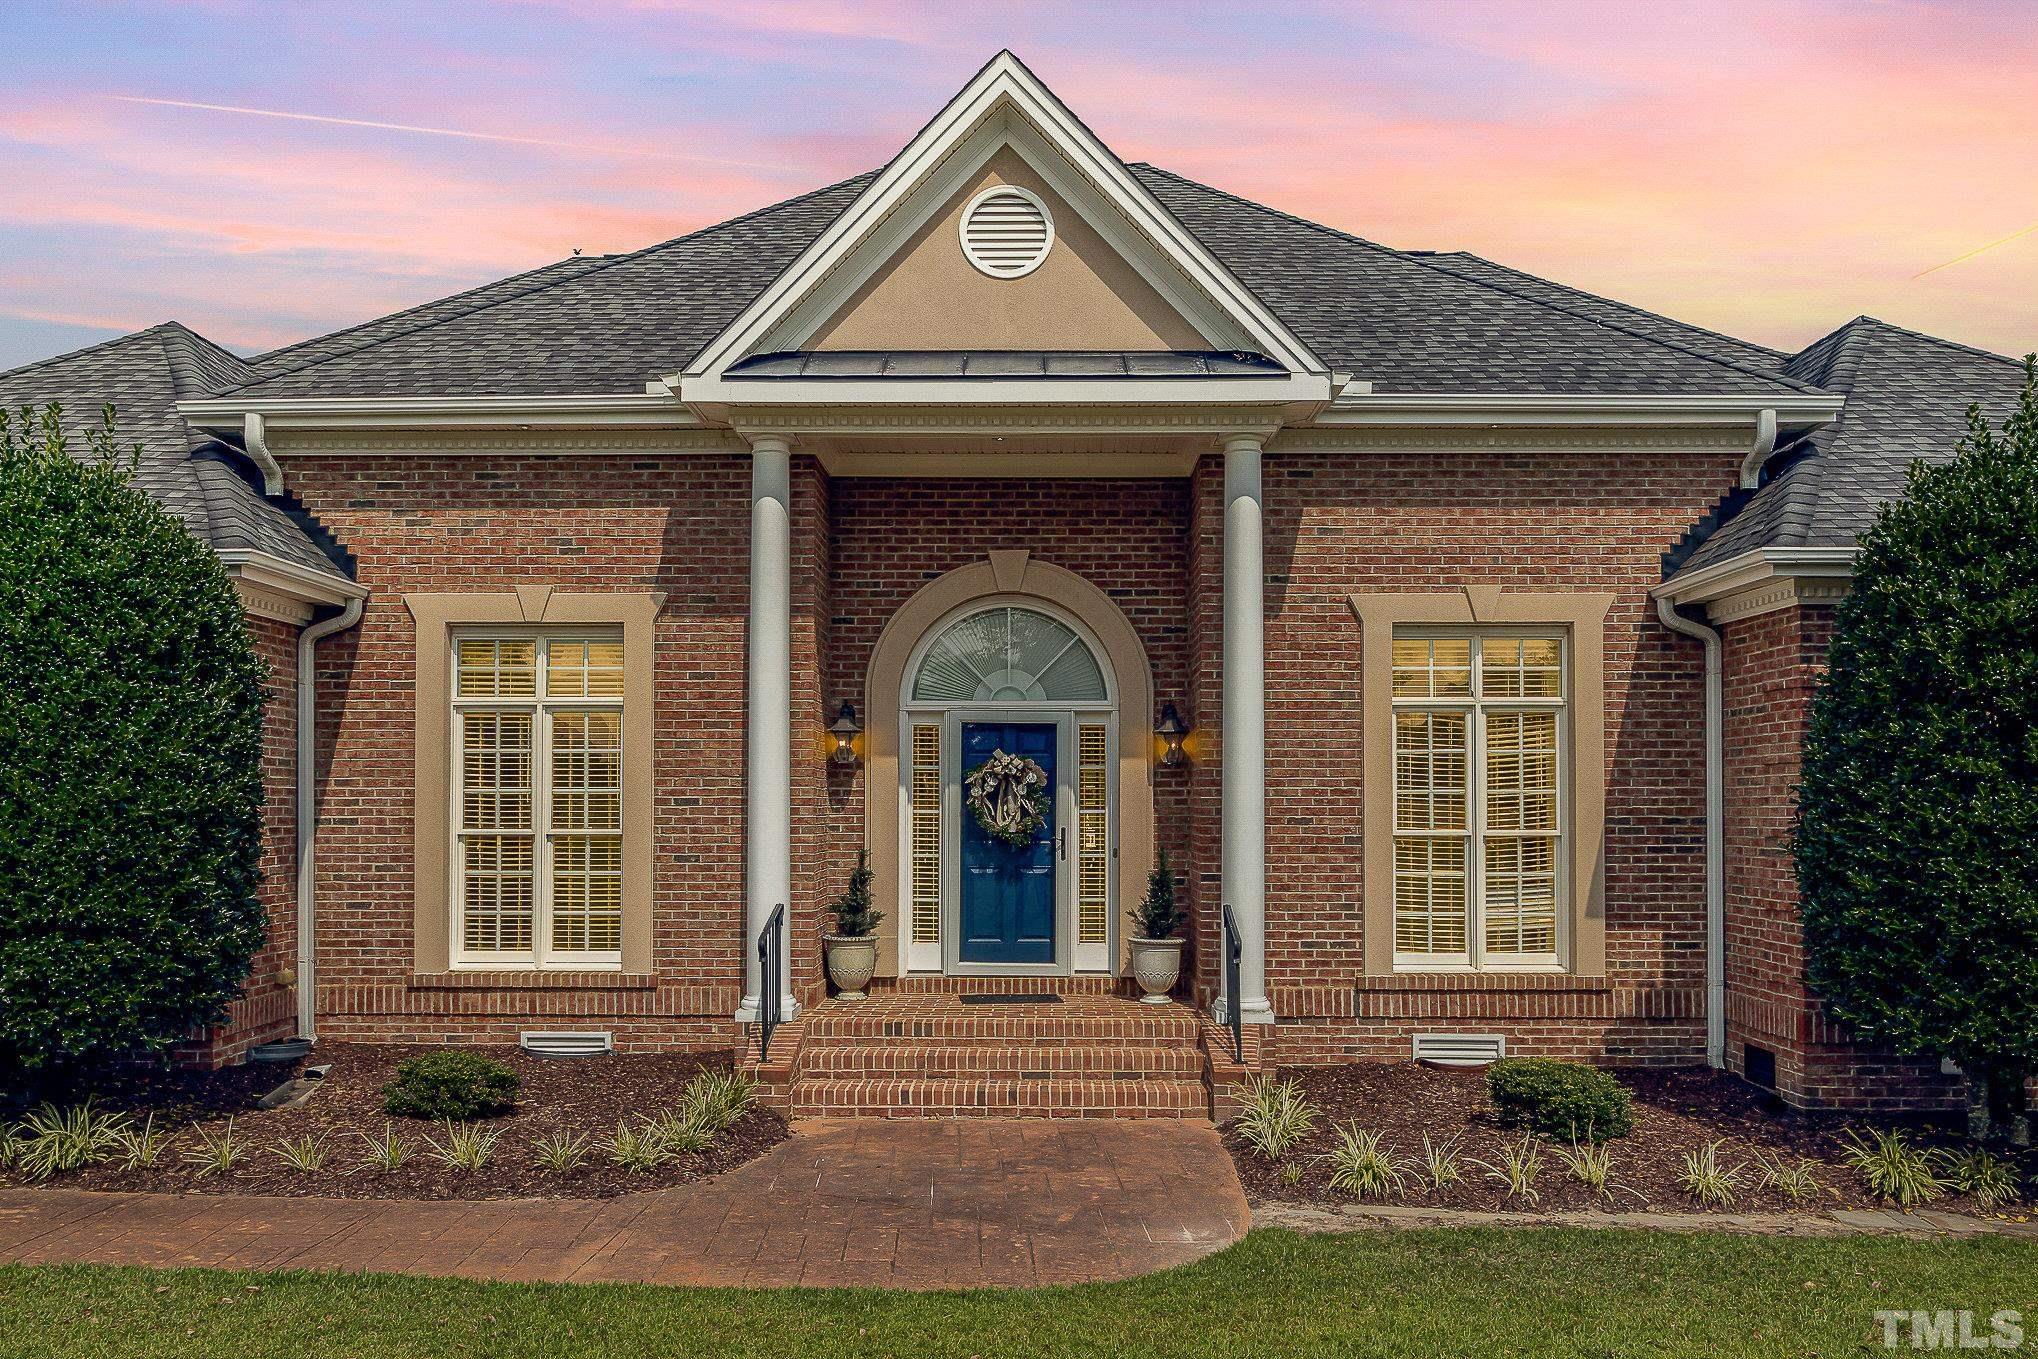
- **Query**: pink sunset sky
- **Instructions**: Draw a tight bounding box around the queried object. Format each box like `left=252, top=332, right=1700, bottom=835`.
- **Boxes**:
left=1, top=0, right=2033, bottom=371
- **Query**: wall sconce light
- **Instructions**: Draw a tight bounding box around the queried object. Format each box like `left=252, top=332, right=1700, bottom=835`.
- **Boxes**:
left=829, top=700, right=863, bottom=766
left=1156, top=702, right=1190, bottom=768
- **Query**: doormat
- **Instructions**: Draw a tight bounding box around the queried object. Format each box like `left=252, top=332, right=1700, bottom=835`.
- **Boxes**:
left=959, top=993, right=1065, bottom=1005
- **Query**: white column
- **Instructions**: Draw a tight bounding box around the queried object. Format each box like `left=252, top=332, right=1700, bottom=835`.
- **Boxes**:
left=1222, top=434, right=1274, bottom=1023
left=737, top=434, right=795, bottom=1021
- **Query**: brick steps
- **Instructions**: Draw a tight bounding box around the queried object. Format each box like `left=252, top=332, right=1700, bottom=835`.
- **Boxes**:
left=758, top=992, right=1235, bottom=1121
left=795, top=1040, right=1204, bottom=1079
left=788, top=1076, right=1213, bottom=1119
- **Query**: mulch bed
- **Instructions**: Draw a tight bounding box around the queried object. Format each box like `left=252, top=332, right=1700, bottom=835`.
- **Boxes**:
left=1, top=1042, right=787, bottom=1201
left=1227, top=1062, right=2033, bottom=1217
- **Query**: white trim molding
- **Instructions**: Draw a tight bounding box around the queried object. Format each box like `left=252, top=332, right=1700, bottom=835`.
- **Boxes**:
left=180, top=393, right=698, bottom=433
left=220, top=548, right=367, bottom=620
left=1320, top=392, right=1845, bottom=430
left=1653, top=545, right=1857, bottom=624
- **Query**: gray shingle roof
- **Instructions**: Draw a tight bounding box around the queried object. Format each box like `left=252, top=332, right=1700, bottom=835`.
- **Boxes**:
left=1671, top=317, right=2030, bottom=577
left=224, top=173, right=877, bottom=398
left=216, top=162, right=1820, bottom=401
left=0, top=323, right=353, bottom=584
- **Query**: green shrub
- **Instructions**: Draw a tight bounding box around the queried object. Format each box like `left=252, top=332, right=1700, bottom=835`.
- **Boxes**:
left=1796, top=361, right=2038, bottom=1141
left=1132, top=847, right=1184, bottom=940
left=380, top=1051, right=520, bottom=1120
left=1485, top=1058, right=1633, bottom=1140
left=827, top=849, right=882, bottom=938
left=0, top=404, right=268, bottom=1086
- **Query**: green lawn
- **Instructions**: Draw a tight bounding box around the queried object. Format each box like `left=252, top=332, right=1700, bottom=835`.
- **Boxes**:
left=1, top=1226, right=2030, bottom=1358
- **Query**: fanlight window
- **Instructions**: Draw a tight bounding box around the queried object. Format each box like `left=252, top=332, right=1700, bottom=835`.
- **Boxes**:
left=912, top=607, right=1106, bottom=703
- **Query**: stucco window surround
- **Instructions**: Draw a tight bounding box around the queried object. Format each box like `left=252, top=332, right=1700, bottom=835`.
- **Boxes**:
left=1349, top=586, right=1614, bottom=980
left=407, top=589, right=663, bottom=977
left=864, top=551, right=1156, bottom=978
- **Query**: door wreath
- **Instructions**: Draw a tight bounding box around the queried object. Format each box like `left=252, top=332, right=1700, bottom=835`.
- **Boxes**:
left=963, top=749, right=1050, bottom=848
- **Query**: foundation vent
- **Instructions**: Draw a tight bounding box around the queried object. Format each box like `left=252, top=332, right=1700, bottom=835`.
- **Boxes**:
left=1412, top=1032, right=1506, bottom=1067
left=520, top=1030, right=613, bottom=1058
left=960, top=186, right=1054, bottom=279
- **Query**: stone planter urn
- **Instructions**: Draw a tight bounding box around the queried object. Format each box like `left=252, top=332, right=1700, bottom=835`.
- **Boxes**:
left=1129, top=936, right=1184, bottom=1004
left=824, top=934, right=879, bottom=1000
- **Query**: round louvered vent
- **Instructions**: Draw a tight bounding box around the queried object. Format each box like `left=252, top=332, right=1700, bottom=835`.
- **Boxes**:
left=959, top=185, right=1054, bottom=279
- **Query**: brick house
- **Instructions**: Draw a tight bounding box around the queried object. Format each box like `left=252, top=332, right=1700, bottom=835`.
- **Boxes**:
left=4, top=54, right=2026, bottom=1114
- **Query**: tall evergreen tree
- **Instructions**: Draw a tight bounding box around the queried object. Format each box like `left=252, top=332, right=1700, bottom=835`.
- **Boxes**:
left=1796, top=359, right=2038, bottom=1142
left=0, top=404, right=268, bottom=1089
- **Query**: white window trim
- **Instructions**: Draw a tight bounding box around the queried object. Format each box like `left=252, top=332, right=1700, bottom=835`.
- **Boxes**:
left=1391, top=627, right=1569, bottom=974
left=450, top=628, right=625, bottom=972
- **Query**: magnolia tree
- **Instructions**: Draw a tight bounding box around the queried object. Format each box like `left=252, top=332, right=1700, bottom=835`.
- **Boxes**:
left=0, top=404, right=268, bottom=1089
left=1796, top=359, right=2038, bottom=1144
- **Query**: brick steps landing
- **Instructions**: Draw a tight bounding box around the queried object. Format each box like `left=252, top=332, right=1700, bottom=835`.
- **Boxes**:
left=752, top=992, right=1233, bottom=1120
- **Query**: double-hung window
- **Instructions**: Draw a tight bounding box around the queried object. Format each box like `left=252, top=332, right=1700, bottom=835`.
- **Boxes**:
left=452, top=633, right=625, bottom=969
left=1391, top=631, right=1565, bottom=970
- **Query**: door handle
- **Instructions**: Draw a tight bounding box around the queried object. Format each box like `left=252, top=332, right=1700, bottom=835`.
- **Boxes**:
left=1057, top=827, right=1067, bottom=861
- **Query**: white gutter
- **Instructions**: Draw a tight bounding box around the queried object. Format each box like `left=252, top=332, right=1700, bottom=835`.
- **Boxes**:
left=1317, top=392, right=1844, bottom=429
left=1738, top=408, right=1779, bottom=488
left=1655, top=596, right=1726, bottom=1068
left=295, top=595, right=365, bottom=1041
left=178, top=392, right=699, bottom=433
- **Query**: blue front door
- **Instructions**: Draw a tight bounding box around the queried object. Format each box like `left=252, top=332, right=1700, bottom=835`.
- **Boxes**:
left=959, top=721, right=1057, bottom=965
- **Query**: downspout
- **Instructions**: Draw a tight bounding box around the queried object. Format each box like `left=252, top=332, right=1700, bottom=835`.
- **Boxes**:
left=295, top=596, right=364, bottom=1041
left=1657, top=596, right=1726, bottom=1067
left=242, top=412, right=286, bottom=496
left=1738, top=408, right=1778, bottom=489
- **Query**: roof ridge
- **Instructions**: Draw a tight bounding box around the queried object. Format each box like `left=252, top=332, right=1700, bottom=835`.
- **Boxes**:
left=1843, top=314, right=2029, bottom=371
left=247, top=256, right=595, bottom=369
left=1132, top=163, right=1823, bottom=396
left=1431, top=251, right=1790, bottom=364
left=0, top=320, right=189, bottom=384
left=226, top=168, right=879, bottom=396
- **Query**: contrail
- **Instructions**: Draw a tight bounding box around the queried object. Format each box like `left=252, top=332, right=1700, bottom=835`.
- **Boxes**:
left=1913, top=221, right=2038, bottom=279
left=109, top=95, right=802, bottom=173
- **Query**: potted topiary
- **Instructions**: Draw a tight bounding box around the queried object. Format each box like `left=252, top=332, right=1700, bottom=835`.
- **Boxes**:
left=823, top=849, right=883, bottom=1000
left=1129, top=848, right=1186, bottom=1004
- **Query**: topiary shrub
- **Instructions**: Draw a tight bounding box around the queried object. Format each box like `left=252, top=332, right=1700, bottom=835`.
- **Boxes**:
left=1485, top=1057, right=1633, bottom=1140
left=381, top=1051, right=521, bottom=1120
left=1796, top=359, right=2038, bottom=1145
left=0, top=404, right=267, bottom=1090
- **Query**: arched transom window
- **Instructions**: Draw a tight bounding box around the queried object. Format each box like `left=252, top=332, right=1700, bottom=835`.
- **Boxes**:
left=911, top=606, right=1107, bottom=703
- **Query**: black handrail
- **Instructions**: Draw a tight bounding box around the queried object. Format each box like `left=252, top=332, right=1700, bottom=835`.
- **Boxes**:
left=1220, top=901, right=1243, bottom=1064
left=757, top=902, right=785, bottom=1063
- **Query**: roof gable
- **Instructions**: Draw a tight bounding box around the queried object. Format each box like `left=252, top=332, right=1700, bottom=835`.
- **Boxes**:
left=676, top=51, right=1327, bottom=395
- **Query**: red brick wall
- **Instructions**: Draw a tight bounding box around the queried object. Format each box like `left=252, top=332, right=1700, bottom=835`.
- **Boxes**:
left=1719, top=601, right=1956, bottom=1110
left=1207, top=445, right=1740, bottom=1066
left=819, top=477, right=1197, bottom=925
left=283, top=451, right=796, bottom=1049
left=183, top=612, right=301, bottom=1067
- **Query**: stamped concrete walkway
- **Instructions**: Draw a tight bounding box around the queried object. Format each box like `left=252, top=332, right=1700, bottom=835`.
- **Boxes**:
left=0, top=1119, right=1247, bottom=1290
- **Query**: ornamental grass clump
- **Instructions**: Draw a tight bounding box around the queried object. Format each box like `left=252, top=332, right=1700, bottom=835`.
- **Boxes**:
left=1942, top=1147, right=2021, bottom=1211
left=1751, top=1150, right=1825, bottom=1206
left=381, top=1052, right=520, bottom=1121
left=423, top=1121, right=501, bottom=1173
left=1471, top=1133, right=1545, bottom=1205
left=1838, top=1128, right=1944, bottom=1209
left=681, top=1070, right=755, bottom=1133
left=1419, top=1134, right=1465, bottom=1194
left=356, top=1124, right=416, bottom=1173
left=1485, top=1058, right=1633, bottom=1140
left=604, top=1119, right=671, bottom=1173
left=14, top=1101, right=130, bottom=1179
left=532, top=1130, right=591, bottom=1174
left=113, top=1115, right=170, bottom=1170
left=183, top=1120, right=249, bottom=1177
left=1234, top=1077, right=1319, bottom=1162
left=1676, top=1140, right=1746, bottom=1207
left=1555, top=1138, right=1616, bottom=1201
left=271, top=1132, right=332, bottom=1174
left=1323, top=1125, right=1405, bottom=1199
